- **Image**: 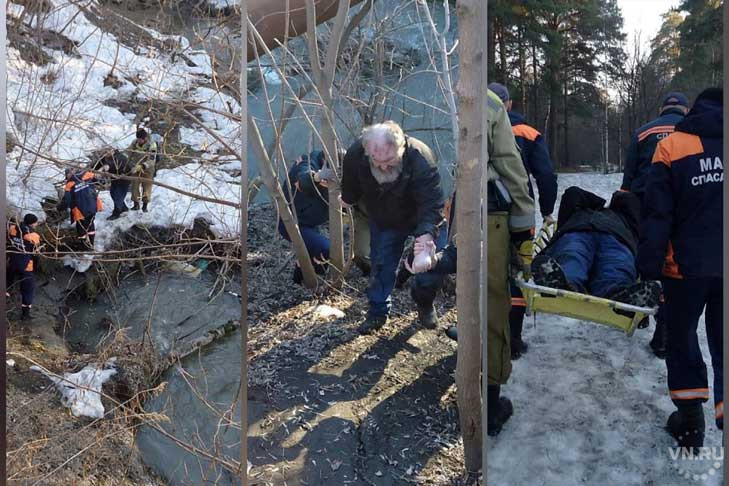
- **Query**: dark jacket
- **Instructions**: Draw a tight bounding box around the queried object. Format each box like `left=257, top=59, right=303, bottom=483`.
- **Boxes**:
left=8, top=222, right=40, bottom=272
left=281, top=151, right=329, bottom=228
left=341, top=136, right=445, bottom=238
left=509, top=111, right=558, bottom=216
left=637, top=89, right=723, bottom=280
left=105, top=150, right=134, bottom=177
left=621, top=108, right=686, bottom=199
left=58, top=171, right=102, bottom=222
left=546, top=186, right=641, bottom=255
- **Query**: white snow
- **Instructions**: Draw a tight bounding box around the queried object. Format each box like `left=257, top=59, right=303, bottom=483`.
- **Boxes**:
left=31, top=359, right=117, bottom=419
left=6, top=0, right=241, bottom=272
left=489, top=172, right=723, bottom=486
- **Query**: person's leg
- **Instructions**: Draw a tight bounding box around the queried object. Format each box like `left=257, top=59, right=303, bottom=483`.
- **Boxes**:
left=352, top=208, right=371, bottom=275
left=509, top=281, right=528, bottom=359
left=131, top=180, right=141, bottom=209
left=299, top=225, right=330, bottom=275
left=542, top=232, right=595, bottom=292
left=704, top=277, right=723, bottom=430
left=366, top=222, right=406, bottom=318
left=109, top=181, right=123, bottom=214
left=487, top=213, right=514, bottom=435
left=663, top=278, right=709, bottom=447
left=142, top=174, right=153, bottom=212
left=119, top=181, right=130, bottom=212
left=411, top=223, right=448, bottom=326
left=589, top=233, right=636, bottom=297
left=19, top=271, right=35, bottom=319
left=649, top=301, right=668, bottom=359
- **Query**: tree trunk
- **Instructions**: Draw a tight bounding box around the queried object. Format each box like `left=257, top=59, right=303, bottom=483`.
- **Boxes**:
left=563, top=73, right=569, bottom=167
left=240, top=3, right=249, bottom=484
left=455, top=0, right=484, bottom=473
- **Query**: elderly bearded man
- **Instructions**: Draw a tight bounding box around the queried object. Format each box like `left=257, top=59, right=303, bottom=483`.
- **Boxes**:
left=340, top=121, right=447, bottom=334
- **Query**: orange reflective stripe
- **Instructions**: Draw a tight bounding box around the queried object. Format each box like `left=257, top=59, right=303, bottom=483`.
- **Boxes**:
left=652, top=132, right=704, bottom=167
left=25, top=260, right=34, bottom=272
left=8, top=225, right=18, bottom=237
left=65, top=181, right=75, bottom=191
left=82, top=171, right=95, bottom=181
left=716, top=402, right=724, bottom=419
left=638, top=125, right=675, bottom=142
left=618, top=188, right=630, bottom=192
left=97, top=197, right=103, bottom=211
left=511, top=297, right=527, bottom=307
left=670, top=388, right=710, bottom=400
left=71, top=207, right=84, bottom=222
left=512, top=123, right=541, bottom=142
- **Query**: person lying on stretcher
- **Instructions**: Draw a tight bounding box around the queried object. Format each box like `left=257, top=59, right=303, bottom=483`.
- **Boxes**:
left=529, top=186, right=660, bottom=308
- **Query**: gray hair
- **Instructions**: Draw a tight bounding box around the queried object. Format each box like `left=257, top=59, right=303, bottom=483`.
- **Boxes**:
left=361, top=121, right=405, bottom=154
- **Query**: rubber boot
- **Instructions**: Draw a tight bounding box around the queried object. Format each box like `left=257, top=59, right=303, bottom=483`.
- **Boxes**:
left=417, top=305, right=438, bottom=329
left=666, top=403, right=705, bottom=449
left=358, top=314, right=387, bottom=334
left=131, top=201, right=140, bottom=211
left=142, top=201, right=149, bottom=213
left=107, top=209, right=121, bottom=221
left=487, top=385, right=514, bottom=436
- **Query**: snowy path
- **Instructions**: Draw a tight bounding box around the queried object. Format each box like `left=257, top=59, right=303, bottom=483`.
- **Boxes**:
left=489, top=173, right=723, bottom=486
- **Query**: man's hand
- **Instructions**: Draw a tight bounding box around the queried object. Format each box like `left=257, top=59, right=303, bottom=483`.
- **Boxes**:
left=338, top=194, right=351, bottom=209
left=408, top=235, right=436, bottom=273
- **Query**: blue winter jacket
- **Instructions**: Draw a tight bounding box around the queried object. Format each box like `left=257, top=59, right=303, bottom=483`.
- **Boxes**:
left=621, top=108, right=686, bottom=199
left=509, top=111, right=558, bottom=217
left=281, top=151, right=329, bottom=228
left=637, top=90, right=723, bottom=280
left=57, top=171, right=102, bottom=222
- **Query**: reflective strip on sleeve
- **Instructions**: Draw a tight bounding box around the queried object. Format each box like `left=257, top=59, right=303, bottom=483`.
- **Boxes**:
left=670, top=388, right=710, bottom=400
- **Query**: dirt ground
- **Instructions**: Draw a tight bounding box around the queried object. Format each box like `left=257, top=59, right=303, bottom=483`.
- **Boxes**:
left=246, top=206, right=480, bottom=486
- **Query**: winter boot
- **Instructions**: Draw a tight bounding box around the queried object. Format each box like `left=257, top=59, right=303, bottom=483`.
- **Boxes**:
left=21, top=306, right=31, bottom=321
left=608, top=280, right=662, bottom=308
left=531, top=254, right=572, bottom=290
left=131, top=201, right=141, bottom=211
left=666, top=403, right=705, bottom=449
left=487, top=385, right=514, bottom=436
left=649, top=315, right=668, bottom=359
left=107, top=209, right=121, bottom=221
left=142, top=201, right=149, bottom=212
left=445, top=325, right=458, bottom=341
left=358, top=314, right=388, bottom=335
left=511, top=339, right=529, bottom=360
left=417, top=305, right=439, bottom=329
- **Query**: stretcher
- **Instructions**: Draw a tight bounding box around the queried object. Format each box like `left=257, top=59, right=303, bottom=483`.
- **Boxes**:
left=514, top=223, right=658, bottom=337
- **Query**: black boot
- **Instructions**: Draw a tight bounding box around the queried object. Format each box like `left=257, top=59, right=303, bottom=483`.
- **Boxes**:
left=666, top=403, right=705, bottom=449
left=608, top=280, right=662, bottom=308
left=21, top=306, right=31, bottom=321
left=358, top=314, right=388, bottom=334
left=107, top=209, right=121, bottom=221
left=487, top=385, right=514, bottom=436
left=649, top=315, right=668, bottom=359
left=131, top=201, right=140, bottom=211
left=142, top=201, right=149, bottom=212
left=417, top=305, right=438, bottom=329
left=531, top=254, right=573, bottom=290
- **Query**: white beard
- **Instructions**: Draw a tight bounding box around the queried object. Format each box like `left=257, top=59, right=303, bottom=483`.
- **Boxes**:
left=369, top=159, right=403, bottom=184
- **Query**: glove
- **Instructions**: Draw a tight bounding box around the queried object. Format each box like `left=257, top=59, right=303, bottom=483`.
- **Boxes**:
left=511, top=229, right=534, bottom=278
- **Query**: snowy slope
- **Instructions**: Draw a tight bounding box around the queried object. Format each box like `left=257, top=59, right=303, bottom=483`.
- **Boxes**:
left=489, top=173, right=723, bottom=486
left=6, top=0, right=241, bottom=271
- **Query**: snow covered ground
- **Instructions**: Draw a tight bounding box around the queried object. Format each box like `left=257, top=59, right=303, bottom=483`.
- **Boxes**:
left=6, top=0, right=241, bottom=271
left=489, top=173, right=723, bottom=486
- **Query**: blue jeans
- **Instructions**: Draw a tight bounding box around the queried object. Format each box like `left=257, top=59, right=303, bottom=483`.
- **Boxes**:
left=110, top=180, right=130, bottom=212
left=367, top=222, right=447, bottom=317
left=278, top=220, right=330, bottom=263
left=546, top=231, right=635, bottom=297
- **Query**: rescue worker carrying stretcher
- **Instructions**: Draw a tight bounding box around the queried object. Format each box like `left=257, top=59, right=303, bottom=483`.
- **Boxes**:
left=7, top=213, right=41, bottom=320
left=57, top=167, right=103, bottom=248
left=530, top=186, right=661, bottom=308
left=489, top=82, right=558, bottom=360
left=637, top=87, right=724, bottom=450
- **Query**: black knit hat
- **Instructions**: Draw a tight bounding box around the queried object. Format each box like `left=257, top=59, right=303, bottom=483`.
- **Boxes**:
left=23, top=213, right=38, bottom=225
left=136, top=128, right=148, bottom=139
